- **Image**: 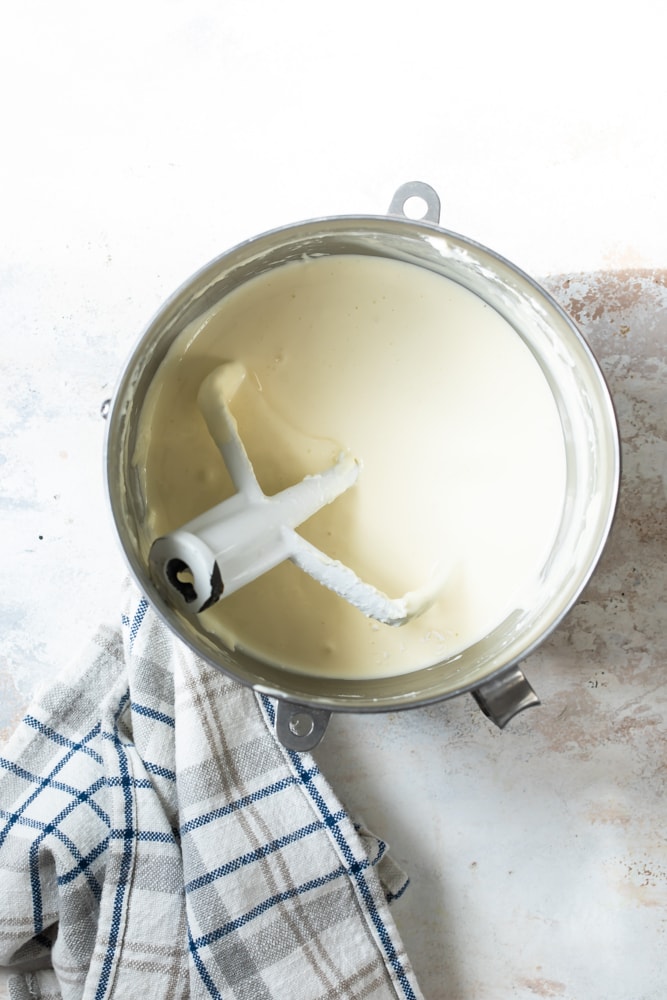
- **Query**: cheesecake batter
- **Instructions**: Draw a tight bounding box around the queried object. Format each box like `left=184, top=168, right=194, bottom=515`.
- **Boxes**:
left=133, top=254, right=566, bottom=679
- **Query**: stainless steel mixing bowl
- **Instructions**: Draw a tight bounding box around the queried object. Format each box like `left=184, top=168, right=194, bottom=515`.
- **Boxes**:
left=105, top=182, right=620, bottom=750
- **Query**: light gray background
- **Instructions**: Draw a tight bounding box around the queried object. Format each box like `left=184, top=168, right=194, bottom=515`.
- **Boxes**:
left=1, top=3, right=666, bottom=997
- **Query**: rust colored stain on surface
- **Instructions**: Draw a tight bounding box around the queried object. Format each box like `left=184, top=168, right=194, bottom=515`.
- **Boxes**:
left=517, top=977, right=567, bottom=997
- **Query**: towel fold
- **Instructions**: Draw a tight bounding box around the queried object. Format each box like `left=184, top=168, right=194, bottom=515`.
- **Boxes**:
left=0, top=583, right=423, bottom=999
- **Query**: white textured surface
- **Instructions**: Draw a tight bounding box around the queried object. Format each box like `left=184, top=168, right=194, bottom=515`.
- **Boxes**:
left=1, top=2, right=666, bottom=997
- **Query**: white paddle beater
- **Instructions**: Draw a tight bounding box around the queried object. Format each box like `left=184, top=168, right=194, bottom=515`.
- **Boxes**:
left=149, top=363, right=440, bottom=626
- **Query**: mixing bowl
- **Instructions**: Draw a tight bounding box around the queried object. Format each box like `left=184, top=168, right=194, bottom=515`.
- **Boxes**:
left=105, top=182, right=620, bottom=750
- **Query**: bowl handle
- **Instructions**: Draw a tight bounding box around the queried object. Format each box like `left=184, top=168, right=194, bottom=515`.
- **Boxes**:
left=472, top=666, right=540, bottom=729
left=275, top=700, right=332, bottom=751
left=388, top=180, right=441, bottom=224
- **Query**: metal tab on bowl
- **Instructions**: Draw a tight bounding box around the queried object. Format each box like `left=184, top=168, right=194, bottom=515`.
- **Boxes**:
left=472, top=666, right=540, bottom=729
left=275, top=701, right=331, bottom=751
left=388, top=180, right=441, bottom=224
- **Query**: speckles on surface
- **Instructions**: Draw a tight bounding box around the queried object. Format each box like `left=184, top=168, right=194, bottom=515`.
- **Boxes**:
left=515, top=979, right=567, bottom=999
left=525, top=270, right=667, bottom=752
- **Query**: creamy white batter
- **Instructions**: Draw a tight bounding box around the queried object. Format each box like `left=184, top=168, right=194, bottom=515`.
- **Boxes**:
left=134, top=254, right=566, bottom=679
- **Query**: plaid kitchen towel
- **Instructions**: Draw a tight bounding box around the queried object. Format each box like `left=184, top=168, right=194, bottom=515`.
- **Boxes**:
left=0, top=583, right=423, bottom=1000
